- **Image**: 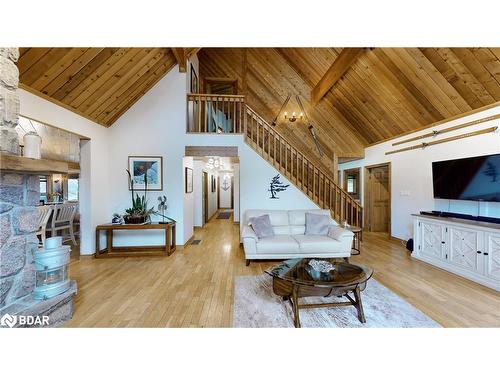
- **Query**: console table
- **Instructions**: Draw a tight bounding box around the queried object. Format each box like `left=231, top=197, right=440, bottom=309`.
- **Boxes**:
left=412, top=214, right=500, bottom=291
left=95, top=222, right=176, bottom=258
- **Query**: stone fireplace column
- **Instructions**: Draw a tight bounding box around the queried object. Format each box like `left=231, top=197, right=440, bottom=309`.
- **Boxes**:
left=0, top=47, right=20, bottom=155
left=0, top=47, right=38, bottom=308
left=0, top=48, right=76, bottom=327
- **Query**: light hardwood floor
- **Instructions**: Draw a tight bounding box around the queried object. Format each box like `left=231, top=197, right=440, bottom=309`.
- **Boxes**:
left=67, top=212, right=500, bottom=327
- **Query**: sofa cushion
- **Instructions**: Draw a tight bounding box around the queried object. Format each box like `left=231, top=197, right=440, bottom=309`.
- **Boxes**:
left=305, top=213, right=331, bottom=235
left=290, top=225, right=305, bottom=235
left=245, top=210, right=289, bottom=227
left=256, top=235, right=300, bottom=254
left=249, top=214, right=275, bottom=238
left=293, top=234, right=343, bottom=254
left=288, top=209, right=332, bottom=226
left=273, top=226, right=291, bottom=235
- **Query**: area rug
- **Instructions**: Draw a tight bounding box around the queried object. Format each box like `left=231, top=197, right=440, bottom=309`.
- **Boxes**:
left=217, top=212, right=231, bottom=219
left=233, top=274, right=441, bottom=328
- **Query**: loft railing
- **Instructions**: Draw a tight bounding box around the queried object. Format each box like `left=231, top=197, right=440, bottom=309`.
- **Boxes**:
left=187, top=93, right=245, bottom=133
left=185, top=93, right=363, bottom=226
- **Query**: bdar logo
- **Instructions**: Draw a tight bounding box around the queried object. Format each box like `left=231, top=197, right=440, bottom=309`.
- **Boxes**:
left=1, top=313, right=17, bottom=328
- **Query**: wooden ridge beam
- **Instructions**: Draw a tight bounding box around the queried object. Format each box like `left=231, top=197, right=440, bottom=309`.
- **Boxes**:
left=171, top=48, right=187, bottom=72
left=311, top=48, right=364, bottom=106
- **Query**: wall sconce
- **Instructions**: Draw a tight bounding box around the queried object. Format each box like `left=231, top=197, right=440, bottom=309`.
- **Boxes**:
left=284, top=111, right=303, bottom=123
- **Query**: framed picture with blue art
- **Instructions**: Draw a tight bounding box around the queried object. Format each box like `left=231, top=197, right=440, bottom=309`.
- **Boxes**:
left=128, top=156, right=163, bottom=191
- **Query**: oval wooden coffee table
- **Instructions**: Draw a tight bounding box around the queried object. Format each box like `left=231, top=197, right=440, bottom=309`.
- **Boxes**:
left=266, top=258, right=373, bottom=328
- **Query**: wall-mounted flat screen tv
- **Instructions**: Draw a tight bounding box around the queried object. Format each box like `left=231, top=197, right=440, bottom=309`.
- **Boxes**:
left=432, top=153, right=500, bottom=202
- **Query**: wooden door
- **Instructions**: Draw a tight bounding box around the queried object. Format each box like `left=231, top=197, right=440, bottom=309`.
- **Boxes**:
left=366, top=164, right=390, bottom=232
left=202, top=172, right=208, bottom=226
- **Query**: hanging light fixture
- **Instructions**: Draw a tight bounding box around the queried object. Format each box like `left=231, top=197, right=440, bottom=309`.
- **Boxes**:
left=284, top=111, right=304, bottom=123
left=205, top=157, right=227, bottom=171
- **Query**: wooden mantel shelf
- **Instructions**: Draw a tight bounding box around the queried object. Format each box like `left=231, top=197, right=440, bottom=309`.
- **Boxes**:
left=0, top=152, right=69, bottom=174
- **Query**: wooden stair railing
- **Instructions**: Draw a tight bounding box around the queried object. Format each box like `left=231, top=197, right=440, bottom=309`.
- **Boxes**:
left=186, top=93, right=362, bottom=226
left=187, top=93, right=245, bottom=133
left=244, top=106, right=363, bottom=227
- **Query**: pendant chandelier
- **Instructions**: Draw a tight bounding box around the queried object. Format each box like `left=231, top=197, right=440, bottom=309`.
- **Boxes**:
left=206, top=157, right=226, bottom=171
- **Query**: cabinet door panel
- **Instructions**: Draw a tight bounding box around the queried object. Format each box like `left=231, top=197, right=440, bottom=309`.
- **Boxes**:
left=485, top=233, right=500, bottom=282
left=420, top=221, right=444, bottom=260
left=448, top=226, right=481, bottom=272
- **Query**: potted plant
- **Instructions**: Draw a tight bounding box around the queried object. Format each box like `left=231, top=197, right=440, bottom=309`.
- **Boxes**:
left=124, top=168, right=155, bottom=224
left=157, top=196, right=175, bottom=224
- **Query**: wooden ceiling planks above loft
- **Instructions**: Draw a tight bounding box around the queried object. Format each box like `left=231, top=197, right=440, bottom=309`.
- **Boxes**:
left=17, top=47, right=181, bottom=126
left=199, top=47, right=500, bottom=148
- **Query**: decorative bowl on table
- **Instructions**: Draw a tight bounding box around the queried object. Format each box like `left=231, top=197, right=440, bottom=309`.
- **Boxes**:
left=306, top=259, right=336, bottom=281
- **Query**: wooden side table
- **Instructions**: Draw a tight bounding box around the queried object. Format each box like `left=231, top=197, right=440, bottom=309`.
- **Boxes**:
left=345, top=225, right=362, bottom=255
left=95, top=222, right=176, bottom=258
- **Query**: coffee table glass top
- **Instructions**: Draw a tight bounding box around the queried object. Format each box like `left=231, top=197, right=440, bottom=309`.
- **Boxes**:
left=266, top=258, right=373, bottom=287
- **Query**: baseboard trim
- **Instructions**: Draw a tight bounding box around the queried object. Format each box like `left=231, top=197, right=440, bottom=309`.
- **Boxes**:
left=184, top=235, right=195, bottom=246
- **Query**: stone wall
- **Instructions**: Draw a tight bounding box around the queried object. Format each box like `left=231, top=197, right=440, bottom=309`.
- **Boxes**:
left=0, top=174, right=39, bottom=307
left=0, top=47, right=20, bottom=154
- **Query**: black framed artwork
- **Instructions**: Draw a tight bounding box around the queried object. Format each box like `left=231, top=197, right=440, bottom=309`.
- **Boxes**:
left=190, top=64, right=198, bottom=94
left=185, top=167, right=193, bottom=193
left=211, top=175, right=216, bottom=192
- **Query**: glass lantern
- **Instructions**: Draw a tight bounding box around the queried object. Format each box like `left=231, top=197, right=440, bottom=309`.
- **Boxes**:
left=34, top=237, right=71, bottom=300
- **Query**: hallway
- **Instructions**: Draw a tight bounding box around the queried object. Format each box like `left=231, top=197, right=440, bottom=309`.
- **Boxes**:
left=67, top=214, right=500, bottom=327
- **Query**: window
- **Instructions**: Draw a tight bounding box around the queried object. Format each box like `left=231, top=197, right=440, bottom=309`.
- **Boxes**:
left=347, top=176, right=356, bottom=194
left=39, top=176, right=48, bottom=203
left=343, top=168, right=360, bottom=200
left=67, top=177, right=79, bottom=201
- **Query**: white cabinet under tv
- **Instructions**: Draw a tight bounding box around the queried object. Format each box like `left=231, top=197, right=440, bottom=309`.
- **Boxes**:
left=412, top=214, right=500, bottom=291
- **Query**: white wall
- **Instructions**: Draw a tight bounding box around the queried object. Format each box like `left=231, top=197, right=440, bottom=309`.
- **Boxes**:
left=183, top=157, right=194, bottom=243
left=219, top=172, right=233, bottom=208
left=339, top=106, right=500, bottom=240
left=18, top=89, right=110, bottom=255
left=233, top=164, right=240, bottom=223
left=184, top=135, right=320, bottom=229
left=207, top=169, right=218, bottom=219
left=193, top=160, right=204, bottom=227
left=106, top=67, right=188, bottom=246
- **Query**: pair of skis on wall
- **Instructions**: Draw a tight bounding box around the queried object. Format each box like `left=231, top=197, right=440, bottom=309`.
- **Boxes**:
left=385, top=113, right=500, bottom=155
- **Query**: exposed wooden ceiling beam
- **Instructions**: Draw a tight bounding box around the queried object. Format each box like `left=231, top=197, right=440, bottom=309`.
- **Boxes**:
left=311, top=48, right=364, bottom=105
left=171, top=48, right=187, bottom=72
left=185, top=48, right=201, bottom=60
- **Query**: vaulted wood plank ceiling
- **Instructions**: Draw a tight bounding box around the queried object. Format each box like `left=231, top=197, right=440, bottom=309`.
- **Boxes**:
left=17, top=47, right=500, bottom=168
left=199, top=48, right=500, bottom=160
left=17, top=48, right=182, bottom=126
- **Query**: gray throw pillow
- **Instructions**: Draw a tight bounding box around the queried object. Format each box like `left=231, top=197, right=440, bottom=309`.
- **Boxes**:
left=249, top=214, right=275, bottom=238
left=305, top=212, right=330, bottom=235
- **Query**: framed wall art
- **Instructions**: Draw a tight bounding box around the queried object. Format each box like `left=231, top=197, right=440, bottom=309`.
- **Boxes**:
left=185, top=167, right=193, bottom=193
left=128, top=156, right=163, bottom=191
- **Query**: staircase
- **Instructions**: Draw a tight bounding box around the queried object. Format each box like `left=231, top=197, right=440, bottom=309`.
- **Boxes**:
left=187, top=94, right=363, bottom=227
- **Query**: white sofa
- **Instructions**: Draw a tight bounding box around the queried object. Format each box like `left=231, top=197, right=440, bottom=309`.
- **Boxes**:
left=241, top=209, right=354, bottom=265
